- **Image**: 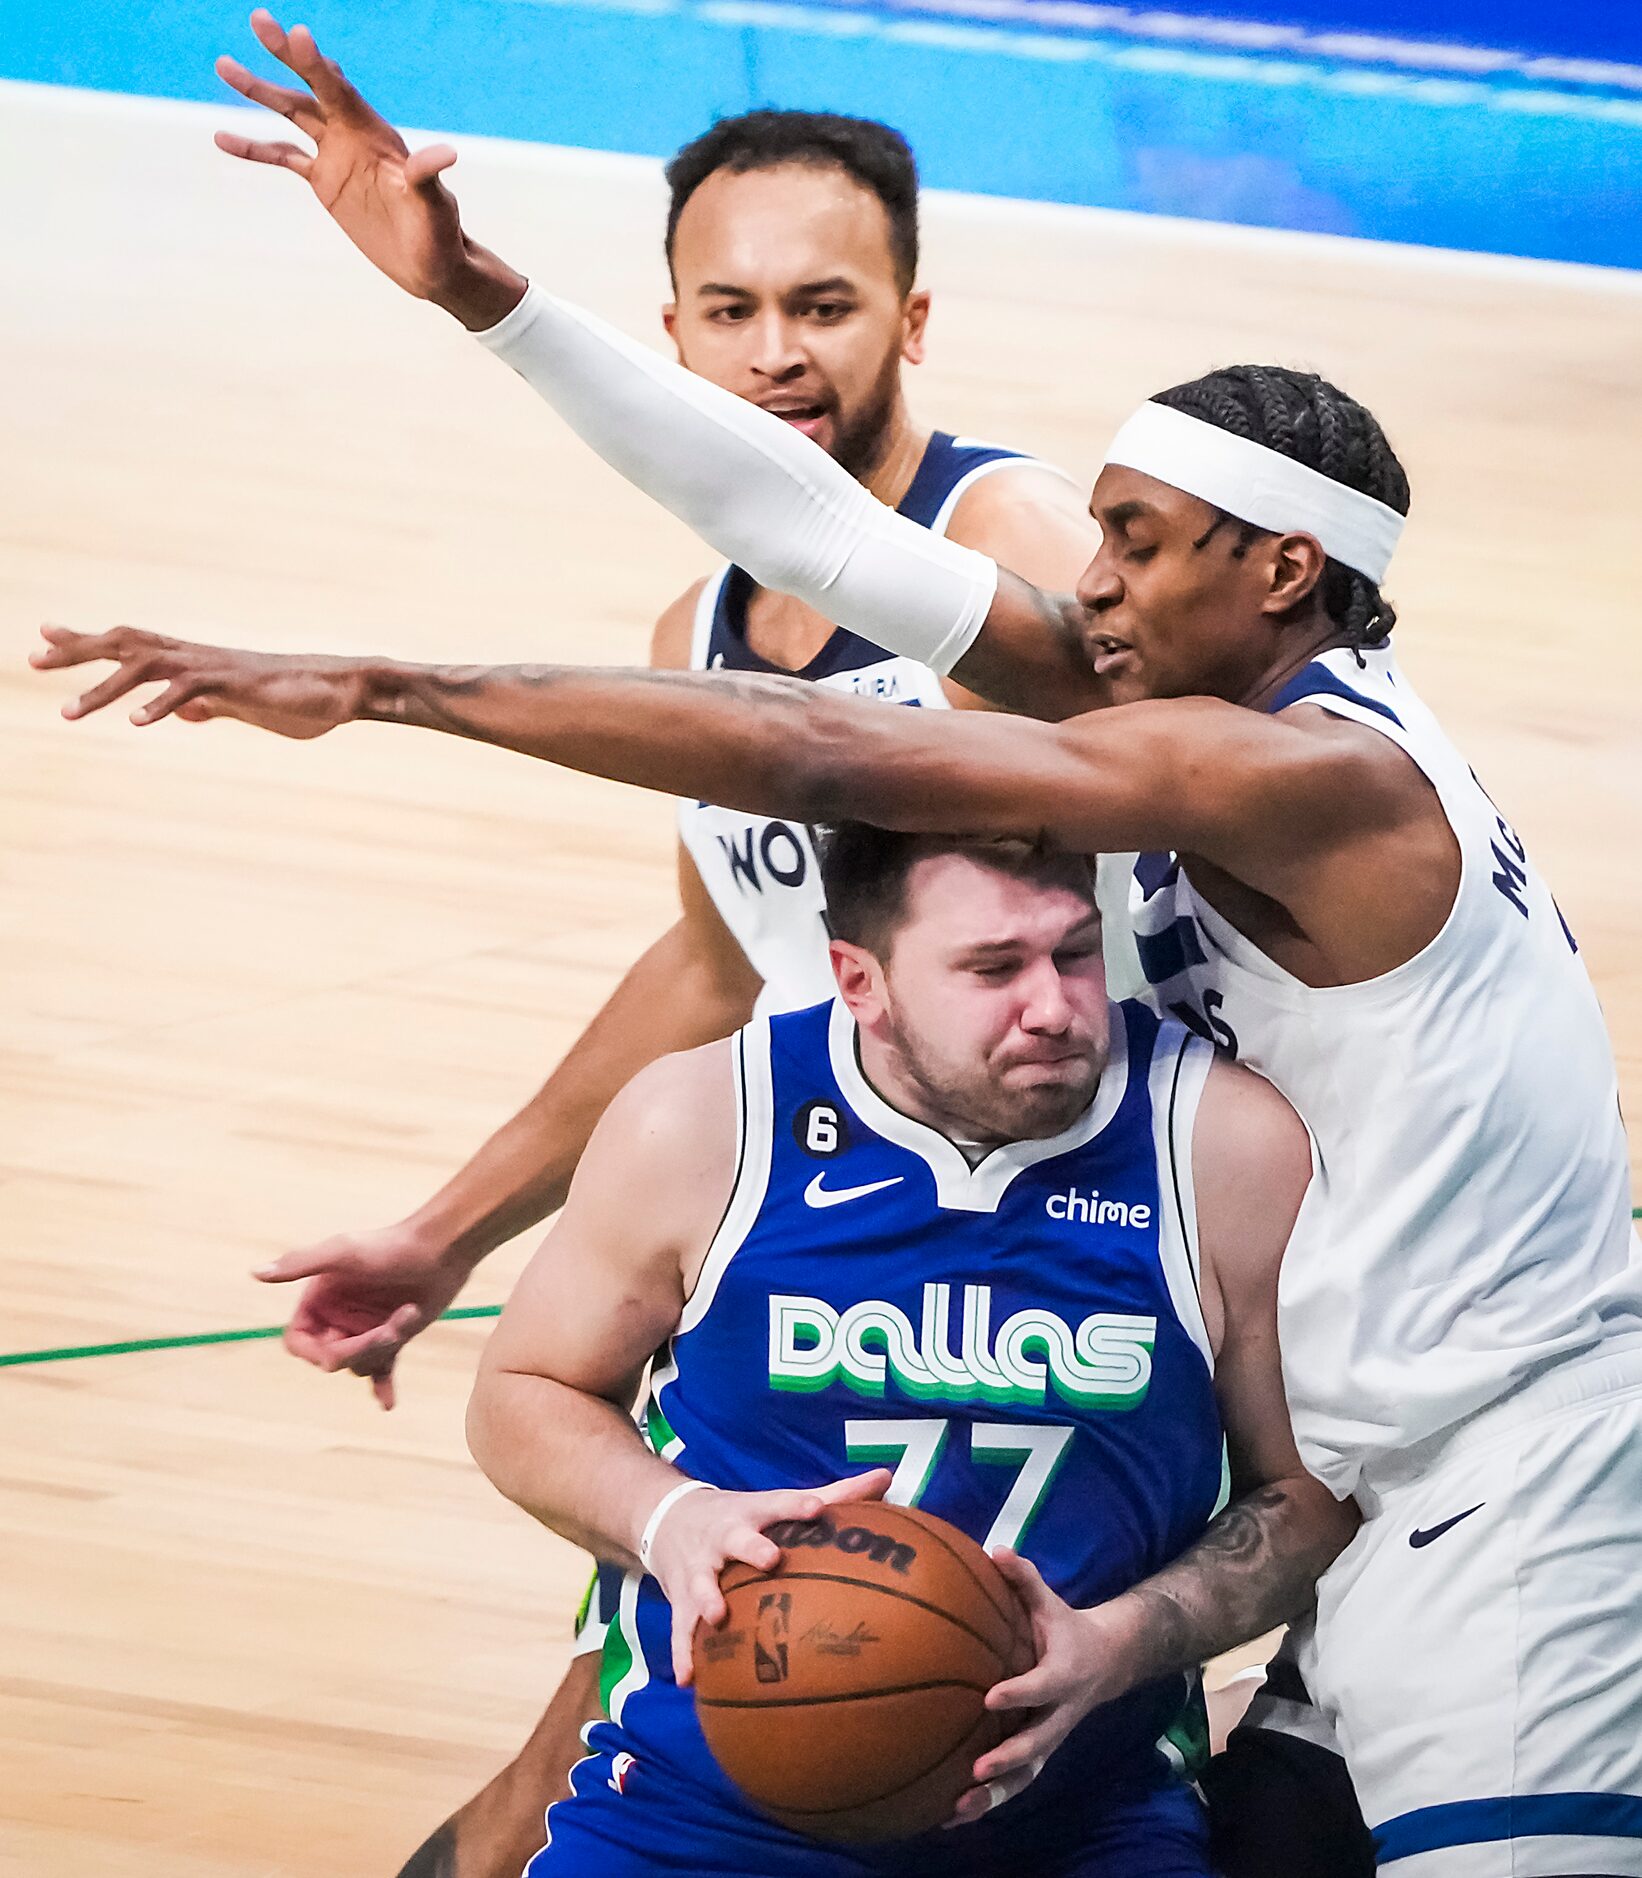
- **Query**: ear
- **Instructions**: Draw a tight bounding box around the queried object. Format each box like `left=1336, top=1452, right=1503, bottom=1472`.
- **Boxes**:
left=662, top=302, right=680, bottom=357
left=830, top=940, right=887, bottom=1026
left=901, top=289, right=932, bottom=367
left=1263, top=531, right=1329, bottom=616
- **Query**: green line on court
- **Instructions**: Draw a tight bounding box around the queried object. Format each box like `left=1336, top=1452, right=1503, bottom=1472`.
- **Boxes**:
left=5, top=1206, right=1641, bottom=1368
left=0, top=1304, right=504, bottom=1370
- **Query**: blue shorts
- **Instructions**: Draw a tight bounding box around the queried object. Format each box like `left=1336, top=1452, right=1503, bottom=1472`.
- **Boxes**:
left=527, top=1720, right=1210, bottom=1878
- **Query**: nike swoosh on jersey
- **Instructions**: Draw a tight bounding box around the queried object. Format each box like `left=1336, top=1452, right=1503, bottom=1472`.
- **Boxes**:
left=803, top=1173, right=906, bottom=1210
left=1408, top=1503, right=1485, bottom=1549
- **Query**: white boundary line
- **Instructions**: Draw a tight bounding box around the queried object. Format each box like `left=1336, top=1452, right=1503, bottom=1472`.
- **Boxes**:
left=8, top=76, right=1641, bottom=298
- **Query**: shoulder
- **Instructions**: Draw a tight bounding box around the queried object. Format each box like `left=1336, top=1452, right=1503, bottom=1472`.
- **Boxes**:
left=598, top=1036, right=739, bottom=1162
left=577, top=1038, right=741, bottom=1229
left=1242, top=698, right=1450, bottom=869
left=945, top=459, right=1097, bottom=593
left=1188, top=1056, right=1310, bottom=1346
left=1192, top=1056, right=1311, bottom=1248
left=1064, top=694, right=1424, bottom=853
left=945, top=458, right=1087, bottom=535
left=521, top=1036, right=743, bottom=1306
left=1275, top=696, right=1426, bottom=792
left=650, top=576, right=712, bottom=670
left=1198, top=1053, right=1306, bottom=1151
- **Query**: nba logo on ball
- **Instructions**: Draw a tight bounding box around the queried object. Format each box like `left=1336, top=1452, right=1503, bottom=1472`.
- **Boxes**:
left=754, top=1591, right=792, bottom=1683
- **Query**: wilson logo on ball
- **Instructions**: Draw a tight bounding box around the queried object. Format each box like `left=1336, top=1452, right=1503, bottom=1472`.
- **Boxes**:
left=764, top=1514, right=918, bottom=1574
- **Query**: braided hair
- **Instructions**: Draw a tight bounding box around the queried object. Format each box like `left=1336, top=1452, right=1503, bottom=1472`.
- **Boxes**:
left=1152, top=366, right=1410, bottom=649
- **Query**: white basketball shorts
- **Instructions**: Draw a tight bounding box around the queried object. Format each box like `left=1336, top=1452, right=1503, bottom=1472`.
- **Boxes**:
left=1301, top=1338, right=1642, bottom=1876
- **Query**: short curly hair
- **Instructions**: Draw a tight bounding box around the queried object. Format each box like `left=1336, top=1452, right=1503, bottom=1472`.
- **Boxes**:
left=665, top=110, right=919, bottom=293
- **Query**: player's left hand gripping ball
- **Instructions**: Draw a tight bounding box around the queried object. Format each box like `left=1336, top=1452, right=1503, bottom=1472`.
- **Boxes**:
left=948, top=1547, right=1109, bottom=1826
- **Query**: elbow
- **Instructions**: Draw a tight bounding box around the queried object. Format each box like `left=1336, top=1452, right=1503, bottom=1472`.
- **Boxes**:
left=465, top=1376, right=505, bottom=1494
left=793, top=757, right=857, bottom=828
left=1292, top=1474, right=1360, bottom=1579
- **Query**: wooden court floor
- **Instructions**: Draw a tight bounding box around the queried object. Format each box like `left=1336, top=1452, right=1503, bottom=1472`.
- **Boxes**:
left=2, top=78, right=1639, bottom=1876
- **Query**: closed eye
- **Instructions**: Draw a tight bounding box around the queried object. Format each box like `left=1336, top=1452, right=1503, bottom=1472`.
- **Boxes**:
left=968, top=960, right=1018, bottom=982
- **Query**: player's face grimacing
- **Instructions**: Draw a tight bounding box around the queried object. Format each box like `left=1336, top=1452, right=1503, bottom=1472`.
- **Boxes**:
left=664, top=163, right=930, bottom=479
left=834, top=854, right=1110, bottom=1147
left=1074, top=464, right=1299, bottom=706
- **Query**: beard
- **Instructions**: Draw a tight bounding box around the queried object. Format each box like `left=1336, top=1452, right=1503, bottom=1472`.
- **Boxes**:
left=827, top=348, right=907, bottom=482
left=889, top=1021, right=1104, bottom=1147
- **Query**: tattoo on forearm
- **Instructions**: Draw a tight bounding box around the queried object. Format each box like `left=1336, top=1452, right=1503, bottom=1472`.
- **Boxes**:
left=1123, top=1482, right=1337, bottom=1680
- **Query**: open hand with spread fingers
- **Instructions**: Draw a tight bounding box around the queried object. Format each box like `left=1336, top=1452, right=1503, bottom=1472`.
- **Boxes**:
left=31, top=624, right=374, bottom=739
left=214, top=9, right=525, bottom=327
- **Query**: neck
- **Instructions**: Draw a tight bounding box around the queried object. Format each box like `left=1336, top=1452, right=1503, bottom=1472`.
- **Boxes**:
left=1237, top=619, right=1358, bottom=713
left=855, top=399, right=929, bottom=509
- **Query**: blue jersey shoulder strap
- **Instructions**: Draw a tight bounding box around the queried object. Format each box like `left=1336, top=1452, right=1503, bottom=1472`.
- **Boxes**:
left=1267, top=653, right=1403, bottom=728
left=896, top=430, right=1029, bottom=531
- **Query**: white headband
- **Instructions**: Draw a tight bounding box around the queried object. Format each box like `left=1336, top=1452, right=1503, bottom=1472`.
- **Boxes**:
left=1103, top=400, right=1404, bottom=585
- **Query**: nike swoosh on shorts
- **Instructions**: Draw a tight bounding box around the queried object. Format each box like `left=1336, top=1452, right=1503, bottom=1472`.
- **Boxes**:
left=1408, top=1503, right=1485, bottom=1549
left=803, top=1173, right=905, bottom=1209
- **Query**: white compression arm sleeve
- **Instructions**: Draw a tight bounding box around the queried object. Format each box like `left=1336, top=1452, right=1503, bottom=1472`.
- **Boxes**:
left=476, top=285, right=997, bottom=675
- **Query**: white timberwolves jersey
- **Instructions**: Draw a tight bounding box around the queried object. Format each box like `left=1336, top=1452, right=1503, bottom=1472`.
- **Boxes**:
left=1130, top=644, right=1641, bottom=1496
left=679, top=433, right=1051, bottom=1016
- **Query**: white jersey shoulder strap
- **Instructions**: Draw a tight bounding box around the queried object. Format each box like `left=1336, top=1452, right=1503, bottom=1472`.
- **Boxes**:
left=1146, top=1017, right=1215, bottom=1371
left=687, top=565, right=732, bottom=672
left=679, top=1017, right=775, bottom=1332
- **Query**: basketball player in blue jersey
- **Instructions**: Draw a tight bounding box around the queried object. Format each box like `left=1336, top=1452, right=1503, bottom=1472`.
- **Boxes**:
left=466, top=825, right=1354, bottom=1878
left=47, top=21, right=1642, bottom=1877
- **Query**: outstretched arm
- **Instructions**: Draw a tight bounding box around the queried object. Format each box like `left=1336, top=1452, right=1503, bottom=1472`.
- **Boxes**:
left=33, top=625, right=1400, bottom=897
left=213, top=13, right=1102, bottom=719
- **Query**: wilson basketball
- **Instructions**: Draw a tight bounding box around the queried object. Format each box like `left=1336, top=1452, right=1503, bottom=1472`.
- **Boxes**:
left=691, top=1502, right=1032, bottom=1843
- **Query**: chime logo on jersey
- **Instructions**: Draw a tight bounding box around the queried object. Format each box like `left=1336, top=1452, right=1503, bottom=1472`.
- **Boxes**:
left=767, top=1282, right=1156, bottom=1409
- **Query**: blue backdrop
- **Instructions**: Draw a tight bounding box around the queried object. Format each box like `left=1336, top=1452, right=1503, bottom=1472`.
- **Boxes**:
left=12, top=0, right=1642, bottom=268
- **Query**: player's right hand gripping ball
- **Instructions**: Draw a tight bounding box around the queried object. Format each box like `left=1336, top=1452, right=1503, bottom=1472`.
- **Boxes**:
left=691, top=1501, right=1033, bottom=1842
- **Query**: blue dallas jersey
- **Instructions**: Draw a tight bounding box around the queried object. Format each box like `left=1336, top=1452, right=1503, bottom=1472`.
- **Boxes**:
left=593, top=995, right=1224, bottom=1859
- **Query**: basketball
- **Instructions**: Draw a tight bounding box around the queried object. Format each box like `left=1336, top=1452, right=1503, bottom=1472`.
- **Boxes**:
left=690, top=1501, right=1032, bottom=1842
